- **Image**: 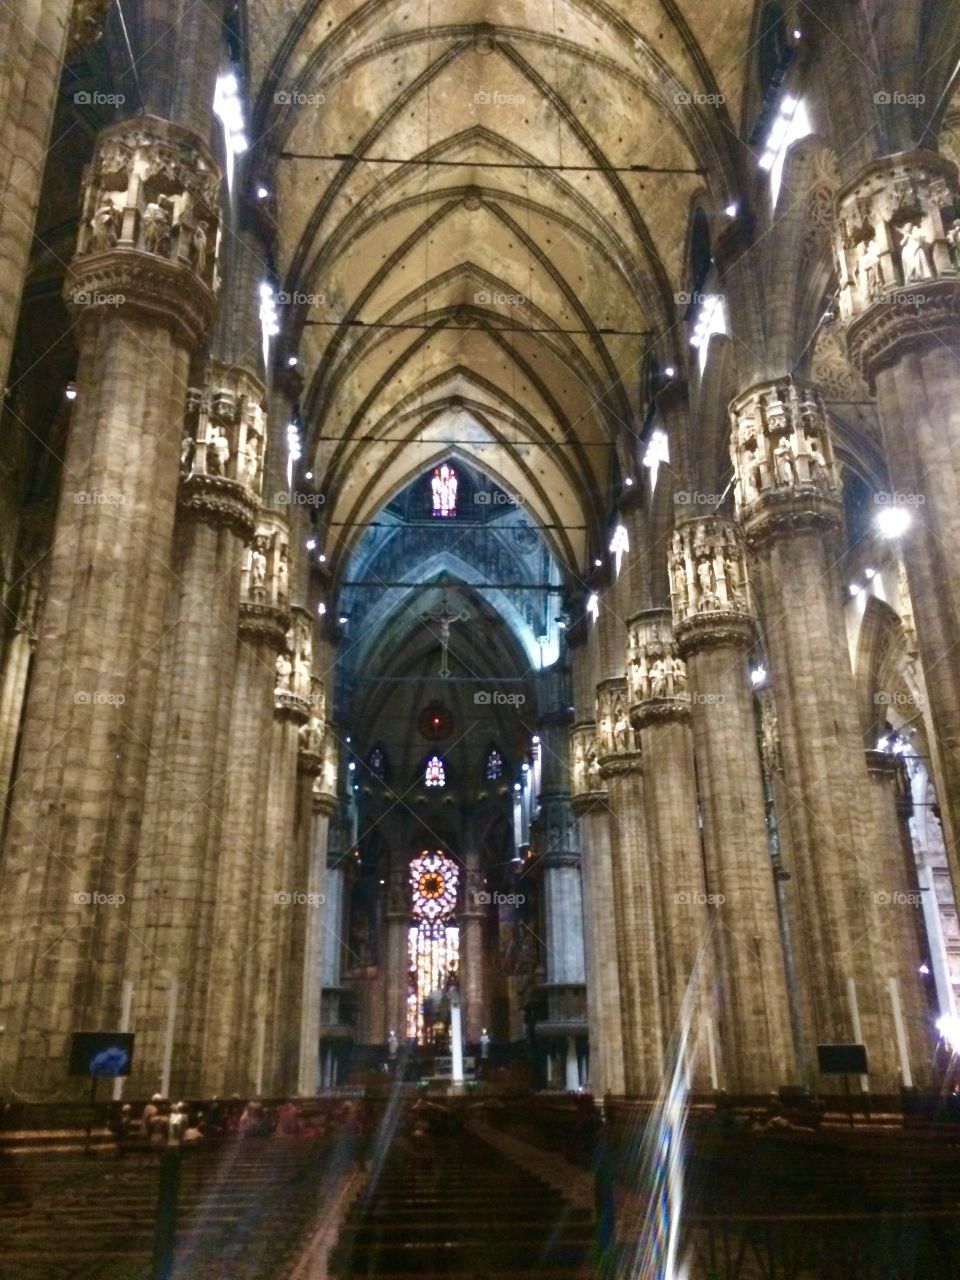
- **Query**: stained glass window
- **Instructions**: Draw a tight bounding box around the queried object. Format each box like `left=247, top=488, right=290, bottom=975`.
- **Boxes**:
left=425, top=755, right=445, bottom=787
left=485, top=748, right=503, bottom=781
left=407, top=851, right=460, bottom=1042
left=431, top=464, right=457, bottom=518
left=367, top=745, right=386, bottom=778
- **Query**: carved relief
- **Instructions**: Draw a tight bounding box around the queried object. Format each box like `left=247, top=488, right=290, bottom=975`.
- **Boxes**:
left=241, top=525, right=291, bottom=612
left=181, top=366, right=265, bottom=496
left=810, top=322, right=870, bottom=402
left=570, top=723, right=604, bottom=798
left=669, top=518, right=751, bottom=626
left=596, top=679, right=634, bottom=757
left=76, top=120, right=221, bottom=290
left=835, top=151, right=960, bottom=327
left=758, top=690, right=783, bottom=775
left=729, top=381, right=841, bottom=516
left=627, top=613, right=688, bottom=708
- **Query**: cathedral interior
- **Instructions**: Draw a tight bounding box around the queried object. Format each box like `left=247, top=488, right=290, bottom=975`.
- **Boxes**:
left=3, top=1, right=960, bottom=1277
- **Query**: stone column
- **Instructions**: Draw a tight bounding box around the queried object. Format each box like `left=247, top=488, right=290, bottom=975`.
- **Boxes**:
left=570, top=723, right=625, bottom=1096
left=320, top=802, right=350, bottom=1078
left=128, top=448, right=257, bottom=1096
left=459, top=846, right=486, bottom=1044
left=383, top=851, right=411, bottom=1044
left=627, top=609, right=714, bottom=1089
left=596, top=678, right=663, bottom=1095
left=0, top=0, right=78, bottom=391
left=533, top=696, right=588, bottom=1078
left=670, top=516, right=796, bottom=1092
left=730, top=381, right=928, bottom=1089
left=835, top=151, right=960, bottom=879
left=256, top=608, right=313, bottom=1095
left=866, top=749, right=932, bottom=1081
left=296, top=774, right=336, bottom=1096
left=0, top=572, right=40, bottom=807
left=0, top=118, right=220, bottom=1094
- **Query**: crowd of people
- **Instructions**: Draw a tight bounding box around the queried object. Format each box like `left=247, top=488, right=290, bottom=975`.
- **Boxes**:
left=109, top=1095, right=362, bottom=1150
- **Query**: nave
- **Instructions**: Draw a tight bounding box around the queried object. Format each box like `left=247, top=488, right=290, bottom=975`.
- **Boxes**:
left=3, top=1093, right=960, bottom=1279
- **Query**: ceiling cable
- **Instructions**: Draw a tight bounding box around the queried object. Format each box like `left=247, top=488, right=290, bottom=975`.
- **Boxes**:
left=302, top=317, right=654, bottom=337
left=278, top=151, right=706, bottom=176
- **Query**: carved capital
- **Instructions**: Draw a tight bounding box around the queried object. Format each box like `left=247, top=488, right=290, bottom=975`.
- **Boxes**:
left=675, top=613, right=756, bottom=658
left=569, top=722, right=605, bottom=800
left=67, top=116, right=222, bottom=347
left=834, top=150, right=960, bottom=376
left=181, top=364, right=266, bottom=501
left=243, top=519, right=291, bottom=611
left=297, top=748, right=325, bottom=777
left=570, top=791, right=608, bottom=816
left=627, top=608, right=690, bottom=724
left=177, top=473, right=258, bottom=540
left=65, top=250, right=216, bottom=349
left=275, top=689, right=311, bottom=722
left=595, top=677, right=636, bottom=758
left=847, top=279, right=960, bottom=378
left=669, top=516, right=753, bottom=640
left=598, top=749, right=642, bottom=780
left=238, top=601, right=289, bottom=650
left=729, top=381, right=842, bottom=545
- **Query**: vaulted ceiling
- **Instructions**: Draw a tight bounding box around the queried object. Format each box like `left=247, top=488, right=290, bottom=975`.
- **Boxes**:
left=242, top=0, right=758, bottom=578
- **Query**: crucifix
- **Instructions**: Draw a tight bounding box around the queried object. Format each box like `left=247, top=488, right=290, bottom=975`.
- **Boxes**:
left=421, top=593, right=469, bottom=678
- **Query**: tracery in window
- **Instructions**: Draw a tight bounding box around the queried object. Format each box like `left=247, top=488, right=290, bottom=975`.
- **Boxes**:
left=425, top=755, right=445, bottom=787
left=407, top=851, right=460, bottom=1042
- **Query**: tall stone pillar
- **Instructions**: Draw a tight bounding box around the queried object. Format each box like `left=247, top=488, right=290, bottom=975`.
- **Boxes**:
left=0, top=118, right=220, bottom=1094
left=0, top=0, right=78, bottom=390
left=295, top=760, right=337, bottom=1096
left=384, top=851, right=411, bottom=1044
left=533, top=684, right=588, bottom=1082
left=459, top=846, right=486, bottom=1044
left=730, top=380, right=928, bottom=1088
left=202, top=547, right=288, bottom=1095
left=128, top=369, right=259, bottom=1098
left=835, top=152, right=960, bottom=878
left=626, top=609, right=714, bottom=1089
left=570, top=723, right=625, bottom=1096
left=670, top=516, right=796, bottom=1092
left=0, top=572, right=40, bottom=807
left=866, top=749, right=932, bottom=1078
left=256, top=608, right=314, bottom=1095
left=596, top=678, right=663, bottom=1095
left=320, top=803, right=351, bottom=1080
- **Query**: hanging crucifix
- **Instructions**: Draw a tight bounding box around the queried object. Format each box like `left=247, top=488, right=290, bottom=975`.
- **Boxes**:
left=421, top=593, right=470, bottom=678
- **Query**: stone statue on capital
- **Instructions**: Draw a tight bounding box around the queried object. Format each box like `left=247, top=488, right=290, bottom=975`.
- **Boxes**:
left=773, top=436, right=797, bottom=487
left=275, top=652, right=292, bottom=690
left=899, top=222, right=931, bottom=282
